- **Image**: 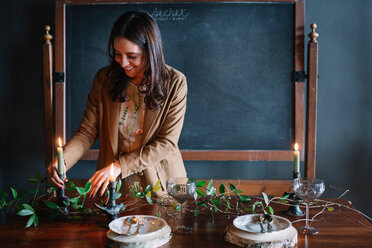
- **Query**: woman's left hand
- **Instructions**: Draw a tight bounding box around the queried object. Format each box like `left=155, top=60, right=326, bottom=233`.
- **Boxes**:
left=89, top=162, right=121, bottom=197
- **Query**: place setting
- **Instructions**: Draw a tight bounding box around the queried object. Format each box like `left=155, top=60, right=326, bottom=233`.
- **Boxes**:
left=105, top=176, right=197, bottom=247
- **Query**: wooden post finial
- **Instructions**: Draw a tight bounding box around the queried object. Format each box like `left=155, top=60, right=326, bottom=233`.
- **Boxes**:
left=43, top=25, right=53, bottom=44
left=308, top=23, right=319, bottom=43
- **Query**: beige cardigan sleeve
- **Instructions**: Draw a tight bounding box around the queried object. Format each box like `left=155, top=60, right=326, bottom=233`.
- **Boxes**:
left=118, top=71, right=187, bottom=177
left=62, top=69, right=104, bottom=171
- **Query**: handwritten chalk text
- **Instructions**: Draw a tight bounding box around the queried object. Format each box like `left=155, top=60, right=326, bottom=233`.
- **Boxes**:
left=151, top=8, right=189, bottom=21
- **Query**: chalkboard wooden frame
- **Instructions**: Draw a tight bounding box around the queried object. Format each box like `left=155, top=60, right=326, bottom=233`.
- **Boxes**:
left=45, top=0, right=319, bottom=195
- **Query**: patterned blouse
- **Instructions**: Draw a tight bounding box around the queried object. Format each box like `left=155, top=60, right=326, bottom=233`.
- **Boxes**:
left=118, top=82, right=147, bottom=196
left=118, top=82, right=146, bottom=154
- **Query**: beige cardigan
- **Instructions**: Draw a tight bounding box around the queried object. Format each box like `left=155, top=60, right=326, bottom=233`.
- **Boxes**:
left=63, top=65, right=187, bottom=196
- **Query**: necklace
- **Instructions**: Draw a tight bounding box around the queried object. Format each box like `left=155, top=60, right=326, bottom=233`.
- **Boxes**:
left=118, top=83, right=144, bottom=151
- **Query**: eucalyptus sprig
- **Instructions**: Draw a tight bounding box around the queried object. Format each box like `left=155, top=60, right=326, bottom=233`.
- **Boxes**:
left=193, top=179, right=253, bottom=218
left=11, top=173, right=45, bottom=228
left=129, top=180, right=161, bottom=205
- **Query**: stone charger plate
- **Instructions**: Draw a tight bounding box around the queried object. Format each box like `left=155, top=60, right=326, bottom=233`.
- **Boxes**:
left=233, top=214, right=291, bottom=233
left=109, top=215, right=167, bottom=236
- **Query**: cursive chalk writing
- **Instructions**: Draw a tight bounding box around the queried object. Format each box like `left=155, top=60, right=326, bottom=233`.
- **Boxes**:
left=151, top=8, right=189, bottom=21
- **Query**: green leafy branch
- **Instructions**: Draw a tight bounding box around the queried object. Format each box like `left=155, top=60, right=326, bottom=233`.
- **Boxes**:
left=2, top=175, right=112, bottom=228
left=129, top=180, right=161, bottom=205
left=193, top=180, right=260, bottom=221
left=101, top=179, right=124, bottom=208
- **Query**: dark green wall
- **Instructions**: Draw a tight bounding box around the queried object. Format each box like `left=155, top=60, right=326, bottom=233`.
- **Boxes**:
left=306, top=0, right=372, bottom=220
left=0, top=0, right=371, bottom=220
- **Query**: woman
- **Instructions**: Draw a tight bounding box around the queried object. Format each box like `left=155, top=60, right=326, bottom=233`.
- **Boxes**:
left=46, top=11, right=187, bottom=197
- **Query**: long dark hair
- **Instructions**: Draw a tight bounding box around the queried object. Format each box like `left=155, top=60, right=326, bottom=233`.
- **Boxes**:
left=106, top=11, right=170, bottom=110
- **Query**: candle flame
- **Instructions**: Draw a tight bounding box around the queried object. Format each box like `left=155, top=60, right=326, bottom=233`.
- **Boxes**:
left=294, top=143, right=298, bottom=151
left=58, top=137, right=62, bottom=147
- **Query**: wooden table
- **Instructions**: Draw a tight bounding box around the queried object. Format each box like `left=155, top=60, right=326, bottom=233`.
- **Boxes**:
left=1, top=197, right=371, bottom=247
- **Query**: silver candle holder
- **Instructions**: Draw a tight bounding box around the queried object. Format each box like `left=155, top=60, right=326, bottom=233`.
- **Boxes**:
left=56, top=173, right=69, bottom=214
left=94, top=181, right=123, bottom=223
left=284, top=171, right=304, bottom=216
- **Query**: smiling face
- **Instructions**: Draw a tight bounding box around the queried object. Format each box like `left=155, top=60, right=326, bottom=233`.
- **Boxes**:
left=113, top=37, right=147, bottom=85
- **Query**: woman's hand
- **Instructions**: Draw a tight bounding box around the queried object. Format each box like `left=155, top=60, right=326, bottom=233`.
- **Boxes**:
left=89, top=162, right=121, bottom=197
left=46, top=157, right=66, bottom=189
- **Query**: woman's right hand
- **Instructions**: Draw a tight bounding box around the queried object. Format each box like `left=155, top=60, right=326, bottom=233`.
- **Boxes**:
left=46, top=157, right=66, bottom=189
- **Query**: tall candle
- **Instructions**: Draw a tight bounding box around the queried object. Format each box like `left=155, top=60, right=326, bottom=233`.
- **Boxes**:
left=294, top=143, right=300, bottom=174
left=57, top=137, right=64, bottom=176
left=109, top=163, right=115, bottom=182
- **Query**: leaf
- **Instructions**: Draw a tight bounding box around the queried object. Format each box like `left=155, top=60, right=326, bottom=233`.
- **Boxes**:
left=327, top=207, right=335, bottom=212
left=28, top=189, right=37, bottom=194
left=45, top=201, right=59, bottom=209
left=70, top=197, right=79, bottom=204
left=156, top=211, right=162, bottom=217
left=172, top=202, right=178, bottom=210
left=196, top=181, right=206, bottom=187
left=212, top=202, right=218, bottom=212
left=17, top=209, right=33, bottom=216
left=63, top=200, right=70, bottom=206
left=196, top=199, right=207, bottom=207
left=71, top=202, right=79, bottom=210
left=116, top=179, right=122, bottom=192
left=219, top=184, right=226, bottom=195
left=229, top=183, right=237, bottom=192
left=115, top=193, right=122, bottom=200
left=243, top=207, right=251, bottom=212
left=268, top=206, right=274, bottom=215
left=207, top=186, right=216, bottom=196
left=28, top=178, right=39, bottom=184
left=145, top=195, right=152, bottom=205
left=238, top=195, right=251, bottom=203
left=47, top=187, right=56, bottom=194
left=33, top=214, right=39, bottom=227
left=136, top=192, right=145, bottom=197
left=206, top=179, right=213, bottom=191
left=0, top=189, right=8, bottom=199
left=262, top=192, right=269, bottom=206
left=196, top=188, right=205, bottom=197
left=22, top=204, right=35, bottom=213
left=211, top=198, right=222, bottom=206
left=84, top=180, right=92, bottom=194
left=144, top=185, right=152, bottom=194
left=193, top=191, right=198, bottom=201
left=152, top=180, right=161, bottom=193
left=10, top=187, right=18, bottom=199
left=25, top=214, right=36, bottom=228
left=76, top=187, right=85, bottom=195
left=281, top=194, right=290, bottom=200
left=146, top=191, right=151, bottom=198
left=234, top=189, right=243, bottom=194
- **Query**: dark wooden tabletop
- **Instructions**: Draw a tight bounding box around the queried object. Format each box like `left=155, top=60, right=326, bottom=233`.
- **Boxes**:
left=1, top=197, right=371, bottom=248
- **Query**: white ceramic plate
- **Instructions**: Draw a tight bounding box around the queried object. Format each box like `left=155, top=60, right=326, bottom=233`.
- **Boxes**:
left=233, top=214, right=291, bottom=233
left=109, top=215, right=167, bottom=236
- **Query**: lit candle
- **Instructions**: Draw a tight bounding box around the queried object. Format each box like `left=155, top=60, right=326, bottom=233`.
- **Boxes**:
left=294, top=143, right=300, bottom=174
left=109, top=163, right=115, bottom=182
left=57, top=137, right=64, bottom=176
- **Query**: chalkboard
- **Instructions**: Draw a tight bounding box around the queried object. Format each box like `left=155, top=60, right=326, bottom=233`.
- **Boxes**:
left=65, top=2, right=295, bottom=151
